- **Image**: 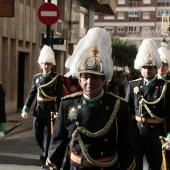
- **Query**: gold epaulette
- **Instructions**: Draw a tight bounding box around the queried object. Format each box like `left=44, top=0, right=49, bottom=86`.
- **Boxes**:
left=33, top=73, right=41, bottom=77
left=62, top=91, right=83, bottom=100
left=129, top=77, right=142, bottom=83
left=164, top=79, right=170, bottom=83
left=107, top=92, right=127, bottom=102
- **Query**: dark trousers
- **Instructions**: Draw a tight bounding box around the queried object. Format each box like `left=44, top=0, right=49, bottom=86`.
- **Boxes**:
left=134, top=141, right=162, bottom=170
left=33, top=117, right=51, bottom=159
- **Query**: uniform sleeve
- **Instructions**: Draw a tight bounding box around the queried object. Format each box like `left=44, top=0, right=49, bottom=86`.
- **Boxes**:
left=117, top=100, right=136, bottom=169
left=165, top=82, right=170, bottom=133
left=47, top=101, right=68, bottom=169
left=23, top=77, right=37, bottom=111
left=125, top=83, right=135, bottom=116
left=55, top=75, right=64, bottom=111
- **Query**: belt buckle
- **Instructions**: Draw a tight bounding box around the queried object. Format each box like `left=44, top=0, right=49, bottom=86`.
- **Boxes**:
left=141, top=117, right=146, bottom=123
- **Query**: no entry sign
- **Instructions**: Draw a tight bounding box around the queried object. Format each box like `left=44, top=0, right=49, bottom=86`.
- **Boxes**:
left=38, top=3, right=60, bottom=25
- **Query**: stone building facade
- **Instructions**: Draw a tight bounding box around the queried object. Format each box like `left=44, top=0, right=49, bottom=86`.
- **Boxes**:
left=0, top=0, right=115, bottom=114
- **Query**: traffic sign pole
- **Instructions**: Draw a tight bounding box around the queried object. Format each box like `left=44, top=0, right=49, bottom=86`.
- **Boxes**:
left=38, top=1, right=60, bottom=46
left=47, top=0, right=51, bottom=46
left=47, top=25, right=51, bottom=46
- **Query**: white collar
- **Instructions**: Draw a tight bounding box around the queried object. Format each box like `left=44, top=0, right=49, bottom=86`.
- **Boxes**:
left=83, top=90, right=104, bottom=100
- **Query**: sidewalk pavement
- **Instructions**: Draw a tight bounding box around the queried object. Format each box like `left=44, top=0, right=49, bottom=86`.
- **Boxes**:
left=0, top=113, right=149, bottom=170
left=0, top=113, right=42, bottom=170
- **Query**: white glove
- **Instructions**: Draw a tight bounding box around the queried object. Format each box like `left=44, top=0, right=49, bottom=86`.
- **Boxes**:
left=164, top=138, right=170, bottom=151
left=0, top=131, right=5, bottom=138
left=21, top=111, right=28, bottom=119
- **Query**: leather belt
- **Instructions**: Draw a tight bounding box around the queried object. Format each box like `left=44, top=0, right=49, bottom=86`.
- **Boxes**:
left=135, top=115, right=164, bottom=124
left=37, top=96, right=56, bottom=102
left=69, top=151, right=114, bottom=166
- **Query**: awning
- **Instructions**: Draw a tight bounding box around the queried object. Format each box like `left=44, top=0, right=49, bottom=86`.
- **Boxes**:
left=84, top=0, right=116, bottom=15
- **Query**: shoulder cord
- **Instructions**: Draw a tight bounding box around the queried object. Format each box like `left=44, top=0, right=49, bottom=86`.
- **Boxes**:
left=37, top=74, right=59, bottom=98
left=139, top=81, right=167, bottom=121
left=70, top=99, right=120, bottom=167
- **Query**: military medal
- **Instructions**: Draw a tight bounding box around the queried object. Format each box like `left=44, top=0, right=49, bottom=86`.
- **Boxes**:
left=133, top=86, right=139, bottom=94
left=68, top=107, right=77, bottom=121
left=36, top=78, right=39, bottom=84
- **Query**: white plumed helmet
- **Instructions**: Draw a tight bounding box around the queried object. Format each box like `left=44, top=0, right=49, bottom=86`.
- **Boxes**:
left=65, top=27, right=113, bottom=81
left=158, top=47, right=170, bottom=69
left=38, top=45, right=56, bottom=65
left=134, top=39, right=162, bottom=70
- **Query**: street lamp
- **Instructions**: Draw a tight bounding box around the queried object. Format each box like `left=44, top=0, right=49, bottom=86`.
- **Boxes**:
left=161, top=11, right=169, bottom=47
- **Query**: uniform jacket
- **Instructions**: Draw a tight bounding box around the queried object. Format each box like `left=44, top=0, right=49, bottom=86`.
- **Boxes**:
left=47, top=92, right=135, bottom=170
left=165, top=73, right=170, bottom=80
left=0, top=83, right=6, bottom=124
left=24, top=72, right=63, bottom=118
left=126, top=77, right=170, bottom=144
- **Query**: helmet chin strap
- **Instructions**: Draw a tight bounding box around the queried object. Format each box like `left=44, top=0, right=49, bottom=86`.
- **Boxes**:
left=80, top=80, right=106, bottom=97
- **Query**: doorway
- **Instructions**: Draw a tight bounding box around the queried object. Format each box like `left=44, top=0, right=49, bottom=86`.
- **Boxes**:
left=17, top=52, right=25, bottom=109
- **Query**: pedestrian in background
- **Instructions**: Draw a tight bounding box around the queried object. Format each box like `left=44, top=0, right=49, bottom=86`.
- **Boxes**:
left=45, top=27, right=135, bottom=170
left=21, top=45, right=63, bottom=167
left=0, top=83, right=6, bottom=138
left=126, top=39, right=170, bottom=170
left=108, top=74, right=125, bottom=98
left=62, top=75, right=81, bottom=96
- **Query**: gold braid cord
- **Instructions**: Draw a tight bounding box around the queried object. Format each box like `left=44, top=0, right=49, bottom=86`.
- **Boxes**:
left=70, top=99, right=120, bottom=167
left=37, top=74, right=59, bottom=98
left=139, top=82, right=167, bottom=121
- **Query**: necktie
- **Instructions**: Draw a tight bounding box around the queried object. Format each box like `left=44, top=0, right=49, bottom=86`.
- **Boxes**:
left=86, top=99, right=97, bottom=107
left=158, top=75, right=166, bottom=80
left=145, top=81, right=152, bottom=86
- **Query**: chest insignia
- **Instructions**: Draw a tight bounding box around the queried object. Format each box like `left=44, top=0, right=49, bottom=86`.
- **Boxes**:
left=68, top=107, right=77, bottom=121
left=36, top=78, right=39, bottom=84
left=133, top=86, right=139, bottom=94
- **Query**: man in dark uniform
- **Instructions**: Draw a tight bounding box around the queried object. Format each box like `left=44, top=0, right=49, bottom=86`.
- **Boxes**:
left=157, top=46, right=170, bottom=170
left=126, top=39, right=170, bottom=170
left=21, top=45, right=63, bottom=166
left=45, top=27, right=135, bottom=170
left=0, top=83, right=6, bottom=138
left=157, top=46, right=170, bottom=81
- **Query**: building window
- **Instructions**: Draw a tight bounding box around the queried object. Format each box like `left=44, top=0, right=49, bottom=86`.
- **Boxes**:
left=158, top=0, right=170, bottom=2
left=118, top=0, right=125, bottom=4
left=104, top=16, right=115, bottom=20
left=128, top=26, right=139, bottom=32
left=117, top=12, right=125, bottom=20
left=143, top=0, right=151, bottom=4
left=94, top=15, right=98, bottom=20
left=45, top=0, right=58, bottom=4
left=129, top=11, right=140, bottom=17
left=157, top=9, right=170, bottom=17
left=156, top=25, right=161, bottom=33
left=142, top=27, right=150, bottom=33
left=117, top=27, right=124, bottom=33
left=143, top=12, right=150, bottom=19
left=105, top=27, right=115, bottom=34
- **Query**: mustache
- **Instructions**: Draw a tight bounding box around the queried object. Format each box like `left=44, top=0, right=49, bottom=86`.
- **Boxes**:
left=80, top=80, right=106, bottom=94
